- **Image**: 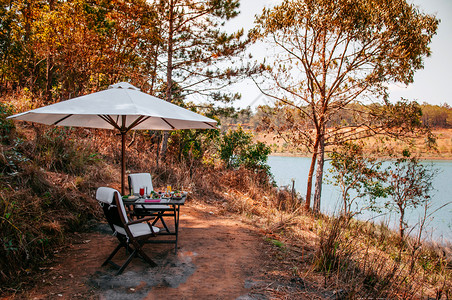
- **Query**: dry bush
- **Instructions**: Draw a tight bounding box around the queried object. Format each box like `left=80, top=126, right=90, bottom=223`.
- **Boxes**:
left=0, top=163, right=99, bottom=289
left=0, top=122, right=108, bottom=290
left=313, top=216, right=452, bottom=299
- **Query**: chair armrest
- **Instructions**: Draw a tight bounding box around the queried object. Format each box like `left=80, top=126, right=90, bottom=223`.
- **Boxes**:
left=127, top=217, right=154, bottom=225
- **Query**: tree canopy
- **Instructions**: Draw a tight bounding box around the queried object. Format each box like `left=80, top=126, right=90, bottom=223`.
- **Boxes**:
left=0, top=0, right=248, bottom=107
left=250, top=0, right=439, bottom=212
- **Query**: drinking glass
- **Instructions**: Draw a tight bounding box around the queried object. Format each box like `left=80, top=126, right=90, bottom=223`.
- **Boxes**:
left=139, top=187, right=145, bottom=197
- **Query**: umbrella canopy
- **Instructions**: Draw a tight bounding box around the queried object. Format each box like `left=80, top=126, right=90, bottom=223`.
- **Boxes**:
left=8, top=82, right=217, bottom=194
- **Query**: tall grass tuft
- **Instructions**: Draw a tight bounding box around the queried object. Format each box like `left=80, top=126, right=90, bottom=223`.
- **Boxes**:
left=314, top=215, right=451, bottom=298
left=0, top=120, right=105, bottom=289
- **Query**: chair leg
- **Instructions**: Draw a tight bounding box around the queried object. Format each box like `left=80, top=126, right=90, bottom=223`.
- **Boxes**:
left=116, top=249, right=138, bottom=275
left=131, top=240, right=158, bottom=267
left=102, top=242, right=125, bottom=267
left=136, top=248, right=158, bottom=267
left=102, top=236, right=159, bottom=275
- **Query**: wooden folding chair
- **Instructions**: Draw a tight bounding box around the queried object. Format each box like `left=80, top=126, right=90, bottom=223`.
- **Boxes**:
left=96, top=187, right=160, bottom=275
left=128, top=173, right=171, bottom=232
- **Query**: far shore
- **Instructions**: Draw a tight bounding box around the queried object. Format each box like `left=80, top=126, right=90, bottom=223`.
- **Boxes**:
left=270, top=152, right=452, bottom=160
left=259, top=128, right=452, bottom=161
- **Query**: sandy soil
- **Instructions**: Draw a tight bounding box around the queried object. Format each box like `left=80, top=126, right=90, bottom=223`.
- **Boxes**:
left=10, top=201, right=325, bottom=300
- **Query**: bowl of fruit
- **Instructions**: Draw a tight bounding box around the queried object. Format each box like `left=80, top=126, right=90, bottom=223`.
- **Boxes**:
left=172, top=190, right=184, bottom=200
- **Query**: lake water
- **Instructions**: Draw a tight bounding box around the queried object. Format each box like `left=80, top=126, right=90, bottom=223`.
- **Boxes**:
left=267, top=156, right=452, bottom=243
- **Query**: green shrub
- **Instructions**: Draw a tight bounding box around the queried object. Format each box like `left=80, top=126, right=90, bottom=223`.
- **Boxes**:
left=168, top=128, right=220, bottom=162
left=0, top=102, right=15, bottom=144
left=219, top=125, right=271, bottom=171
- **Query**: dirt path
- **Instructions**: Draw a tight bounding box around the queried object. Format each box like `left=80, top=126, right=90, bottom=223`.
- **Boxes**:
left=18, top=202, right=281, bottom=300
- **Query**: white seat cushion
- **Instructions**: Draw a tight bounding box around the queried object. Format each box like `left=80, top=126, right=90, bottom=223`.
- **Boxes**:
left=114, top=223, right=160, bottom=237
left=96, top=187, right=118, bottom=204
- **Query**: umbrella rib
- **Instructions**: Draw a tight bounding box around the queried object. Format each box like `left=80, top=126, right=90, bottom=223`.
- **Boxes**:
left=127, top=115, right=150, bottom=131
left=98, top=114, right=151, bottom=132
left=53, top=114, right=73, bottom=125
left=99, top=115, right=121, bottom=131
left=203, top=122, right=217, bottom=129
left=160, top=118, right=175, bottom=130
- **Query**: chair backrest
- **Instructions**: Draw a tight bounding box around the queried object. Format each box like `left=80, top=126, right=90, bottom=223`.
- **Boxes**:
left=96, top=187, right=128, bottom=234
left=128, top=173, right=153, bottom=195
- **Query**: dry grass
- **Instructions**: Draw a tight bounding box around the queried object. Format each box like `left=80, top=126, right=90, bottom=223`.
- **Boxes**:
left=211, top=169, right=452, bottom=299
left=0, top=123, right=109, bottom=289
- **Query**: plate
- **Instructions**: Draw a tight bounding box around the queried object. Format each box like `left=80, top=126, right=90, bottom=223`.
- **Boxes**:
left=123, top=195, right=138, bottom=201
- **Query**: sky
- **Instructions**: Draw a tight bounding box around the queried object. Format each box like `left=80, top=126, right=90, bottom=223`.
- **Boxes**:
left=221, top=0, right=452, bottom=109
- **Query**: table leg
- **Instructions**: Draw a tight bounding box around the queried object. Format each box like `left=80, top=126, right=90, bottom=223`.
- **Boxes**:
left=174, top=204, right=180, bottom=254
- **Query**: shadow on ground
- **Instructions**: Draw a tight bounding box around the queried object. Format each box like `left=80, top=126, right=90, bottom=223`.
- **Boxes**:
left=89, top=249, right=197, bottom=300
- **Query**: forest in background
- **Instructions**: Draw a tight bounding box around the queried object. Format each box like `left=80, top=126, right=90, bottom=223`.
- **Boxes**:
left=222, top=103, right=452, bottom=130
left=220, top=103, right=452, bottom=159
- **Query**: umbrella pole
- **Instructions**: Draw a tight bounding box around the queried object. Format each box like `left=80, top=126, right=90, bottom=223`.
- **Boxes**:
left=121, top=132, right=126, bottom=195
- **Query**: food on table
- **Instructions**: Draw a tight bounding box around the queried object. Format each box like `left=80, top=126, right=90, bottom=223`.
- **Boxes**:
left=149, top=190, right=160, bottom=199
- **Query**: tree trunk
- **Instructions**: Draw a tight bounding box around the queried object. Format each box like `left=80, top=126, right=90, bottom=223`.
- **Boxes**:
left=149, top=43, right=159, bottom=95
left=313, top=133, right=325, bottom=213
left=342, top=190, right=348, bottom=217
left=160, top=131, right=170, bottom=158
left=313, top=30, right=328, bottom=214
left=45, top=53, right=53, bottom=103
left=304, top=137, right=319, bottom=211
left=160, top=0, right=174, bottom=159
left=399, top=206, right=405, bottom=242
left=45, top=0, right=55, bottom=103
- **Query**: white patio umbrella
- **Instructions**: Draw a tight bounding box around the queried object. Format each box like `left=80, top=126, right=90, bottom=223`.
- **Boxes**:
left=8, top=82, right=217, bottom=194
